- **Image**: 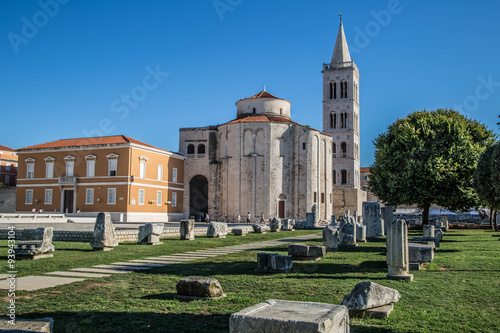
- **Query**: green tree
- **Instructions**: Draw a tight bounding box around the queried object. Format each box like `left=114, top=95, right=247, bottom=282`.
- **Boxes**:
left=369, top=109, right=496, bottom=225
left=474, top=142, right=500, bottom=230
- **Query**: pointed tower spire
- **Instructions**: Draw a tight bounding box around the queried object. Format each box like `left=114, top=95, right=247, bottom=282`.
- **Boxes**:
left=331, top=14, right=351, bottom=64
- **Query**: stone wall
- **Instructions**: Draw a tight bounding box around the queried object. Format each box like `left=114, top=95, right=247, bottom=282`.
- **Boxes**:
left=0, top=226, right=210, bottom=243
left=0, top=186, right=16, bottom=213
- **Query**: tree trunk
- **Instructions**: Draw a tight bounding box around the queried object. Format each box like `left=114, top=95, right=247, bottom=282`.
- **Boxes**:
left=490, top=207, right=493, bottom=230
left=422, top=203, right=430, bottom=226
left=494, top=210, right=498, bottom=232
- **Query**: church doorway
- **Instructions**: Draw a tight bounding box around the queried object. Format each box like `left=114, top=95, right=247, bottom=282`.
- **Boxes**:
left=189, top=175, right=208, bottom=222
left=278, top=194, right=287, bottom=218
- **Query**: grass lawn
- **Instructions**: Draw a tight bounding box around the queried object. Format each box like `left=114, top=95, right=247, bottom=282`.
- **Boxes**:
left=1, top=229, right=499, bottom=332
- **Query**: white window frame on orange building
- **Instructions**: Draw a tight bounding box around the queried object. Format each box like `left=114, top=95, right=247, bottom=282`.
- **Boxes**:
left=138, top=189, right=145, bottom=205
left=139, top=156, right=148, bottom=179
left=157, top=164, right=163, bottom=181
left=173, top=168, right=177, bottom=183
left=26, top=158, right=36, bottom=179
left=86, top=188, right=94, bottom=205
left=44, top=157, right=55, bottom=179
left=172, top=192, right=177, bottom=207
left=45, top=189, right=53, bottom=205
left=64, top=155, right=76, bottom=177
left=157, top=191, right=162, bottom=206
left=85, top=155, right=97, bottom=178
left=107, top=153, right=119, bottom=177
left=25, top=189, right=33, bottom=204
left=107, top=188, right=116, bottom=205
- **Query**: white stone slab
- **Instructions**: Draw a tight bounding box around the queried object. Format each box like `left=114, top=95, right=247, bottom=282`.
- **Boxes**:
left=168, top=253, right=217, bottom=257
left=145, top=257, right=183, bottom=263
left=93, top=265, right=151, bottom=271
left=111, top=262, right=164, bottom=267
left=45, top=271, right=111, bottom=278
left=0, top=274, right=11, bottom=280
left=71, top=268, right=130, bottom=274
left=156, top=256, right=199, bottom=261
left=130, top=260, right=171, bottom=264
left=230, top=299, right=349, bottom=333
left=0, top=275, right=84, bottom=291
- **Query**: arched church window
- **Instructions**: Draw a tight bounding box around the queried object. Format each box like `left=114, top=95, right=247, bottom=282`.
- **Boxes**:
left=341, top=170, right=347, bottom=184
left=197, top=144, right=206, bottom=155
left=333, top=171, right=337, bottom=184
left=340, top=112, right=348, bottom=128
left=255, top=130, right=265, bottom=156
left=252, top=108, right=256, bottom=114
left=334, top=82, right=337, bottom=99
left=329, top=82, right=333, bottom=99
left=278, top=138, right=285, bottom=157
left=302, top=142, right=306, bottom=150
left=187, top=144, right=195, bottom=155
left=332, top=142, right=337, bottom=158
left=243, top=130, right=253, bottom=156
left=341, top=142, right=347, bottom=158
left=314, top=192, right=317, bottom=203
left=321, top=193, right=325, bottom=204
left=341, top=81, right=348, bottom=98
left=330, top=113, right=334, bottom=128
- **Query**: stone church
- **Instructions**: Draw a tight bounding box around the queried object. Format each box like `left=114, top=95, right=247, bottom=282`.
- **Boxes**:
left=179, top=19, right=365, bottom=221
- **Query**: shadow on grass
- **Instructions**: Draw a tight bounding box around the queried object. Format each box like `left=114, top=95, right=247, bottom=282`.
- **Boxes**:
left=339, top=246, right=386, bottom=254
left=141, top=292, right=177, bottom=300
left=435, top=249, right=460, bottom=253
left=18, top=310, right=396, bottom=333
left=18, top=311, right=230, bottom=333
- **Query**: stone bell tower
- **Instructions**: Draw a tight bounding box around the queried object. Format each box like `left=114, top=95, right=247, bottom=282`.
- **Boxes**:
left=322, top=15, right=364, bottom=218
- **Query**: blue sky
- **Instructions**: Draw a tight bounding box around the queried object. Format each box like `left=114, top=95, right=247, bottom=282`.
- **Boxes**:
left=1, top=0, right=499, bottom=166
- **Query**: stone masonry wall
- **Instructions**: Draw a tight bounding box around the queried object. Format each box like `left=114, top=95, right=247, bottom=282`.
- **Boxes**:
left=0, top=186, right=16, bottom=213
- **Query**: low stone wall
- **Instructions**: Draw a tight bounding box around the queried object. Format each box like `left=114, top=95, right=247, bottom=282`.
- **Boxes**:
left=0, top=227, right=210, bottom=243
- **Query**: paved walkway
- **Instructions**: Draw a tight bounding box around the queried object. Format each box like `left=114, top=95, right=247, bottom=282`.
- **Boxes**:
left=0, top=233, right=320, bottom=291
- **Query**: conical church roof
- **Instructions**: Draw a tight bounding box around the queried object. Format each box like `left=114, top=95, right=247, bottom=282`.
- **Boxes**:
left=331, top=21, right=351, bottom=64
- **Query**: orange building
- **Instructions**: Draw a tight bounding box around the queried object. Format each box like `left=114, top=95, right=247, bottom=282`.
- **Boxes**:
left=16, top=135, right=185, bottom=222
left=0, top=145, right=18, bottom=186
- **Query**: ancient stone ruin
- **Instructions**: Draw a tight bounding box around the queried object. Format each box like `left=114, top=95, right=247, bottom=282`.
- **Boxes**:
left=180, top=219, right=195, bottom=240
left=252, top=224, right=270, bottom=234
left=356, top=223, right=367, bottom=243
left=408, top=243, right=434, bottom=270
left=282, top=219, right=295, bottom=231
left=339, top=214, right=357, bottom=247
left=90, top=212, right=118, bottom=251
left=288, top=244, right=326, bottom=261
left=176, top=276, right=226, bottom=301
left=230, top=299, right=349, bottom=333
left=363, top=201, right=384, bottom=239
left=323, top=225, right=339, bottom=252
left=14, top=227, right=55, bottom=260
left=206, top=222, right=228, bottom=238
left=386, top=218, right=413, bottom=281
left=232, top=228, right=248, bottom=236
left=341, top=281, right=401, bottom=318
left=138, top=223, right=164, bottom=245
left=255, top=253, right=293, bottom=273
left=269, top=218, right=282, bottom=232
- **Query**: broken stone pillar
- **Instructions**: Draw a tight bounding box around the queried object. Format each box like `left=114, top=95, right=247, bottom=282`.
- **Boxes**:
left=288, top=244, right=326, bottom=261
left=229, top=299, right=350, bottom=333
left=322, top=226, right=339, bottom=252
left=138, top=223, right=164, bottom=245
left=269, top=218, right=282, bottom=232
left=339, top=215, right=357, bottom=247
left=363, top=202, right=383, bottom=239
left=408, top=243, right=434, bottom=270
left=282, top=219, right=295, bottom=231
left=90, top=212, right=118, bottom=251
left=341, top=281, right=401, bottom=318
left=305, top=213, right=315, bottom=228
left=232, top=228, right=248, bottom=236
left=434, top=228, right=444, bottom=240
left=252, top=224, right=270, bottom=234
left=441, top=216, right=449, bottom=231
left=207, top=222, right=228, bottom=238
left=312, top=204, right=319, bottom=224
left=176, top=276, right=226, bottom=301
left=331, top=215, right=337, bottom=226
left=255, top=253, right=293, bottom=273
left=381, top=206, right=393, bottom=235
left=180, top=220, right=195, bottom=240
left=356, top=224, right=367, bottom=243
left=423, top=225, right=435, bottom=238
left=15, top=227, right=55, bottom=260
left=386, top=219, right=413, bottom=281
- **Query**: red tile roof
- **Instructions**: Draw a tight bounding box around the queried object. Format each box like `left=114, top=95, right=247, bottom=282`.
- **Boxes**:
left=18, top=135, right=164, bottom=152
left=247, top=90, right=279, bottom=99
left=224, top=115, right=297, bottom=125
left=360, top=167, right=370, bottom=172
left=0, top=145, right=15, bottom=152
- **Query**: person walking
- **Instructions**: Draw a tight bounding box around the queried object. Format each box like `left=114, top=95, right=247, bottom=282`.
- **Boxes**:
left=237, top=214, right=241, bottom=224
left=246, top=212, right=251, bottom=224
left=260, top=213, right=265, bottom=224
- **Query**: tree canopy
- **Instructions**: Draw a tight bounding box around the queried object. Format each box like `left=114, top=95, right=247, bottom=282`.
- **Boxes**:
left=369, top=109, right=496, bottom=224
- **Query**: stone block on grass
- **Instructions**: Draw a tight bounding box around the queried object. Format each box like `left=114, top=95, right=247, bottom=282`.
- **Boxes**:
left=409, top=243, right=434, bottom=263
left=269, top=218, right=282, bottom=232
left=288, top=244, right=326, bottom=261
left=252, top=224, right=270, bottom=234
left=207, top=222, right=228, bottom=238
left=180, top=219, right=195, bottom=240
left=255, top=253, right=293, bottom=273
left=0, top=316, right=54, bottom=332
left=323, top=225, right=339, bottom=252
left=341, top=281, right=400, bottom=319
left=138, top=223, right=164, bottom=245
left=176, top=276, right=226, bottom=301
left=229, top=299, right=349, bottom=333
left=282, top=219, right=295, bottom=231
left=14, top=227, right=55, bottom=260
left=232, top=228, right=248, bottom=236
left=90, top=212, right=118, bottom=251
